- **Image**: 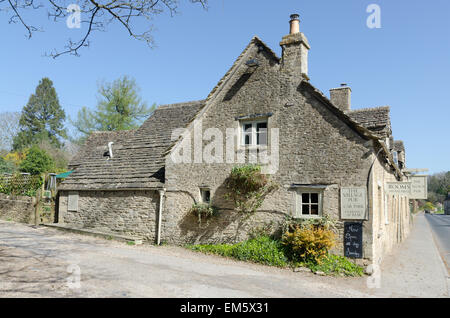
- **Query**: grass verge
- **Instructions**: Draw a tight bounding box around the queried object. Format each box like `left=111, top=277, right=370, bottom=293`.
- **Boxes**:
left=186, top=235, right=364, bottom=276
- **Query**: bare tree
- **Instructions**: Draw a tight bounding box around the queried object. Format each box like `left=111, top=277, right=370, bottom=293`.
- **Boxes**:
left=1, top=0, right=207, bottom=58
left=0, top=112, right=20, bottom=153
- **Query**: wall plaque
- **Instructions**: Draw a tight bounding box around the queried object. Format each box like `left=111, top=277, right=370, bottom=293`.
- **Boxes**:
left=340, top=187, right=367, bottom=220
left=344, top=222, right=363, bottom=259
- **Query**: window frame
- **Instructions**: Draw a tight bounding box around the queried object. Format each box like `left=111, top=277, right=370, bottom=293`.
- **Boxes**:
left=239, top=119, right=268, bottom=147
left=294, top=188, right=324, bottom=219
left=199, top=188, right=211, bottom=204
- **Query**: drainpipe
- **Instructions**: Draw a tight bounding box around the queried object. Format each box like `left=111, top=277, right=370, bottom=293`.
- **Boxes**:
left=156, top=188, right=166, bottom=245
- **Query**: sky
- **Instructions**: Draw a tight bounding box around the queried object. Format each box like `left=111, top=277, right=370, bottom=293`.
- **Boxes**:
left=0, top=0, right=448, bottom=174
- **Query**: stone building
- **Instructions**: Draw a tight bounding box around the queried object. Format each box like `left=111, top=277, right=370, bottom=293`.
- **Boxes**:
left=58, top=14, right=411, bottom=266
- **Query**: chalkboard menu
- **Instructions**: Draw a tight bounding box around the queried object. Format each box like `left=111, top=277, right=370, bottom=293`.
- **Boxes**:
left=344, top=222, right=363, bottom=258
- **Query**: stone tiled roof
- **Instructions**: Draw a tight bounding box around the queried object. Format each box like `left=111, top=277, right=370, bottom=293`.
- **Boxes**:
left=60, top=100, right=205, bottom=190
left=346, top=106, right=391, bottom=138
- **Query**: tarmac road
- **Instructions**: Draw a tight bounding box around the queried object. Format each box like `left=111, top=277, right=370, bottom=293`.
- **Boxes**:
left=425, top=213, right=450, bottom=272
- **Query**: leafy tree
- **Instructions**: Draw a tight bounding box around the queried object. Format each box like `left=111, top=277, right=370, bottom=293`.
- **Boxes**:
left=2, top=1, right=207, bottom=57
left=19, top=146, right=54, bottom=175
left=13, top=78, right=67, bottom=150
left=0, top=112, right=21, bottom=153
left=427, top=171, right=450, bottom=204
left=72, top=76, right=155, bottom=141
left=0, top=157, right=16, bottom=174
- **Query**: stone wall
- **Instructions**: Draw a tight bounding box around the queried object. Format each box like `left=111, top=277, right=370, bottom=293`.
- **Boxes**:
left=162, top=42, right=377, bottom=261
left=370, top=157, right=411, bottom=265
left=58, top=190, right=159, bottom=241
left=0, top=193, right=35, bottom=224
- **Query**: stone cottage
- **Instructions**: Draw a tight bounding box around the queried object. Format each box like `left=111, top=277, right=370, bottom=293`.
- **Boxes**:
left=58, top=14, right=411, bottom=266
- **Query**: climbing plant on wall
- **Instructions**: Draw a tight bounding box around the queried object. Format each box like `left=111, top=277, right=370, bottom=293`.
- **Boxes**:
left=224, top=164, right=279, bottom=214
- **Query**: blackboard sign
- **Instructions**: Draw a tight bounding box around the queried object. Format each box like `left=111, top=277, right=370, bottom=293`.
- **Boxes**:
left=344, top=222, right=363, bottom=258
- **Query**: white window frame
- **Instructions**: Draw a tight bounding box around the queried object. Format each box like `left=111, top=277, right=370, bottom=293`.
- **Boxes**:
left=294, top=188, right=324, bottom=219
left=240, top=119, right=268, bottom=147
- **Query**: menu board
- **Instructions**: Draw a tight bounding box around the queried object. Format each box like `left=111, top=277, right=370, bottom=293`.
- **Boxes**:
left=344, top=222, right=363, bottom=259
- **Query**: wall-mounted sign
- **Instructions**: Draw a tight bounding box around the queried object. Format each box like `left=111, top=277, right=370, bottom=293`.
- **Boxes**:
left=340, top=187, right=367, bottom=220
left=385, top=182, right=411, bottom=196
left=410, top=175, right=428, bottom=199
left=344, top=222, right=363, bottom=259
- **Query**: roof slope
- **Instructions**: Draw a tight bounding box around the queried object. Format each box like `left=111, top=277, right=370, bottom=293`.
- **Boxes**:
left=346, top=106, right=391, bottom=138
left=60, top=100, right=205, bottom=190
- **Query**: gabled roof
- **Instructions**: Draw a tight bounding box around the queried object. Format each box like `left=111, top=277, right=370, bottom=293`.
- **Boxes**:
left=346, top=106, right=391, bottom=138
left=60, top=100, right=205, bottom=190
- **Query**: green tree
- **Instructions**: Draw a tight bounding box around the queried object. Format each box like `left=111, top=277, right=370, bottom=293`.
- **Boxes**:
left=72, top=76, right=155, bottom=141
left=19, top=146, right=54, bottom=175
left=13, top=78, right=67, bottom=150
left=0, top=157, right=15, bottom=174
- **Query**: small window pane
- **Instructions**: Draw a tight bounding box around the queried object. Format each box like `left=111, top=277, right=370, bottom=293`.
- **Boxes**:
left=302, top=204, right=310, bottom=215
left=256, top=123, right=267, bottom=145
left=311, top=193, right=318, bottom=203
left=310, top=205, right=319, bottom=215
left=201, top=189, right=211, bottom=203
left=302, top=193, right=310, bottom=203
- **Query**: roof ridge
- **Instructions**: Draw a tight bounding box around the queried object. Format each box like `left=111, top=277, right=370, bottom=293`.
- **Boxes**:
left=348, top=106, right=390, bottom=113
left=157, top=100, right=206, bottom=109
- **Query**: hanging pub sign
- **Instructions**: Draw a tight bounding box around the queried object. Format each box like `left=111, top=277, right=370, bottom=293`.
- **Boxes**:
left=344, top=222, right=363, bottom=259
left=409, top=175, right=428, bottom=199
left=385, top=182, right=411, bottom=196
left=340, top=187, right=367, bottom=220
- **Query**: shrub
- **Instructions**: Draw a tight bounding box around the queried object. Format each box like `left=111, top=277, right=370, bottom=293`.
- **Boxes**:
left=19, top=146, right=54, bottom=175
left=305, top=254, right=364, bottom=277
left=0, top=173, right=43, bottom=196
left=224, top=164, right=278, bottom=214
left=282, top=224, right=336, bottom=264
left=187, top=235, right=288, bottom=267
left=189, top=203, right=217, bottom=226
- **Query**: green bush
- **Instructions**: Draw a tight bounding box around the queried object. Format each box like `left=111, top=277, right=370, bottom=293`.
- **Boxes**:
left=19, top=146, right=54, bottom=175
left=187, top=235, right=288, bottom=267
left=189, top=203, right=217, bottom=226
left=303, top=254, right=364, bottom=277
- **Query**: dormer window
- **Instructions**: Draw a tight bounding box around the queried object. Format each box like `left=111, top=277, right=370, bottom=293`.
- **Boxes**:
left=392, top=151, right=398, bottom=165
left=241, top=120, right=267, bottom=146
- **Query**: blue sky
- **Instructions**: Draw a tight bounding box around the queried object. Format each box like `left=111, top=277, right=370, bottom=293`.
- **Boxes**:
left=0, top=0, right=448, bottom=174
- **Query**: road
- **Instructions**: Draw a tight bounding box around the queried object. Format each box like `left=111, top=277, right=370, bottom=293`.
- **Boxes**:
left=425, top=213, right=450, bottom=272
left=0, top=218, right=448, bottom=298
left=0, top=220, right=371, bottom=298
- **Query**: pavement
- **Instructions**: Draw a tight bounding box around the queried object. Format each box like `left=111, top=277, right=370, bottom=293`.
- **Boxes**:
left=0, top=214, right=448, bottom=298
left=366, top=212, right=449, bottom=297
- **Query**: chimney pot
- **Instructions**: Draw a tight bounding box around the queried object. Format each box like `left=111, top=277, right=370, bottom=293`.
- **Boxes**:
left=289, top=13, right=300, bottom=34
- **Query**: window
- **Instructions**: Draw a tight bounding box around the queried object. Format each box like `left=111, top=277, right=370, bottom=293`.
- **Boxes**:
left=241, top=120, right=267, bottom=146
left=68, top=191, right=79, bottom=212
left=295, top=190, right=323, bottom=217
left=200, top=188, right=211, bottom=204
left=392, top=151, right=398, bottom=165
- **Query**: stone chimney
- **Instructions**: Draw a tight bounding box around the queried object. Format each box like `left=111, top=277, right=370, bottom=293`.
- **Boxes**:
left=330, top=84, right=351, bottom=112
left=280, top=14, right=310, bottom=79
